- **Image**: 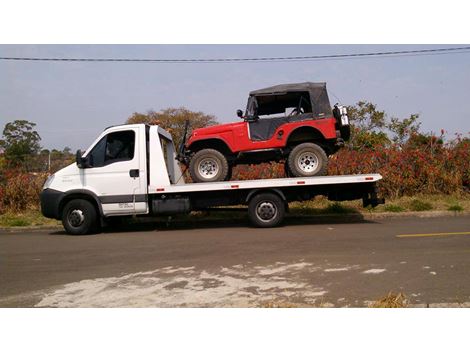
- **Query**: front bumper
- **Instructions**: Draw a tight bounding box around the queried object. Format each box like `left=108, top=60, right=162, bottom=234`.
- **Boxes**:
left=40, top=188, right=65, bottom=219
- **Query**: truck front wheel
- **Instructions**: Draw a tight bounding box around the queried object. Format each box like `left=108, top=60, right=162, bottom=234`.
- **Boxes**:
left=287, top=142, right=328, bottom=177
left=62, top=199, right=99, bottom=235
left=189, top=148, right=229, bottom=183
left=248, top=193, right=285, bottom=228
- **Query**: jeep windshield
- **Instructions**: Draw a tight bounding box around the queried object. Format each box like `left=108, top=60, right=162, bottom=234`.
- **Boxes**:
left=246, top=82, right=332, bottom=119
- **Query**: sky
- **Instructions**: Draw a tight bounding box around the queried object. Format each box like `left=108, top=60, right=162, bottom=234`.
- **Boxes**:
left=1, top=44, right=469, bottom=151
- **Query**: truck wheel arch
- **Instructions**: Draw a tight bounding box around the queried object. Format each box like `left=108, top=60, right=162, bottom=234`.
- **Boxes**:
left=59, top=190, right=104, bottom=219
left=245, top=188, right=286, bottom=205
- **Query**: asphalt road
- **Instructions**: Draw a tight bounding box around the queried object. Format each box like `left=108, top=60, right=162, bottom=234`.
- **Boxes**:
left=1, top=215, right=469, bottom=307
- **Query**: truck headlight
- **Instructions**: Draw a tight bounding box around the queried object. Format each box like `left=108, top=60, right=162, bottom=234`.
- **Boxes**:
left=43, top=174, right=55, bottom=190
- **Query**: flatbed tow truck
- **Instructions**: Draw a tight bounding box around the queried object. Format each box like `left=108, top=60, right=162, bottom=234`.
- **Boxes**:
left=40, top=124, right=384, bottom=235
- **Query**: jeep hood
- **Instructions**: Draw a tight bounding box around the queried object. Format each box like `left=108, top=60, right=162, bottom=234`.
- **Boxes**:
left=190, top=121, right=244, bottom=137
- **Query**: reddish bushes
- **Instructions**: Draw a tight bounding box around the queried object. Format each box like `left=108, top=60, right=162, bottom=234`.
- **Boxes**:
left=233, top=135, right=469, bottom=199
left=0, top=170, right=47, bottom=213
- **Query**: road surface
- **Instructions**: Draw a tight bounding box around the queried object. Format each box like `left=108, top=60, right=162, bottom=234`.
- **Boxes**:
left=1, top=215, right=469, bottom=307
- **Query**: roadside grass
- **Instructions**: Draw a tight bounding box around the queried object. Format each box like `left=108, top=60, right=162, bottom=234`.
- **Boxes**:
left=1, top=194, right=468, bottom=228
left=409, top=199, right=433, bottom=211
left=290, top=194, right=470, bottom=215
left=448, top=204, right=464, bottom=212
left=0, top=210, right=60, bottom=227
left=369, top=292, right=408, bottom=308
left=260, top=292, right=408, bottom=308
left=383, top=204, right=405, bottom=212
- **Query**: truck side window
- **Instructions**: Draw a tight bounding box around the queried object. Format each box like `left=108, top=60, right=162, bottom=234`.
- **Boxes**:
left=88, top=130, right=135, bottom=167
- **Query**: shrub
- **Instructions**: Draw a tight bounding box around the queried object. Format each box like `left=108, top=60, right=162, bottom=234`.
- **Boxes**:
left=324, top=202, right=354, bottom=214
left=0, top=169, right=47, bottom=213
left=384, top=204, right=405, bottom=212
left=409, top=199, right=433, bottom=212
left=447, top=204, right=463, bottom=212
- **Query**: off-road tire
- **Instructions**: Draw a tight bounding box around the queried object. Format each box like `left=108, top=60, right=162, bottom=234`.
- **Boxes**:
left=189, top=148, right=229, bottom=183
left=248, top=193, right=285, bottom=228
left=225, top=166, right=233, bottom=181
left=287, top=143, right=328, bottom=177
left=62, top=199, right=99, bottom=235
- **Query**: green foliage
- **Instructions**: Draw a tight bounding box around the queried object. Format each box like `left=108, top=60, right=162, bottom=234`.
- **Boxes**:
left=409, top=199, right=433, bottom=211
left=324, top=202, right=354, bottom=214
left=126, top=107, right=217, bottom=147
left=350, top=126, right=391, bottom=150
left=346, top=101, right=422, bottom=150
left=384, top=204, right=405, bottom=212
left=388, top=114, right=421, bottom=146
left=347, top=101, right=387, bottom=131
left=447, top=204, right=463, bottom=212
left=0, top=120, right=42, bottom=168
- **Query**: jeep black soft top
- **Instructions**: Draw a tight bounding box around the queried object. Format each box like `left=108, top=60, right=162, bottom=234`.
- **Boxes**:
left=246, top=82, right=332, bottom=118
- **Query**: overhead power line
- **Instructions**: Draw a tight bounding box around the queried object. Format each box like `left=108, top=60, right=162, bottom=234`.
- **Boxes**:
left=1, top=46, right=470, bottom=63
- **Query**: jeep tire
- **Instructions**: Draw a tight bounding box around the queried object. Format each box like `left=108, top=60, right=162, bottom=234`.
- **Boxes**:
left=287, top=143, right=328, bottom=177
left=62, top=199, right=99, bottom=235
left=189, top=148, right=229, bottom=183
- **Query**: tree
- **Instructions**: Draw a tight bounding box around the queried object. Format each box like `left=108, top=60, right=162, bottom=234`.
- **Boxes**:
left=0, top=120, right=41, bottom=168
left=126, top=107, right=217, bottom=147
left=346, top=101, right=390, bottom=150
left=388, top=114, right=421, bottom=146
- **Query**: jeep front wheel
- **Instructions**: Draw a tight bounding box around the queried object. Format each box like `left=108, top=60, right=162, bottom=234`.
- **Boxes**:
left=189, top=148, right=229, bottom=183
left=287, top=143, right=328, bottom=177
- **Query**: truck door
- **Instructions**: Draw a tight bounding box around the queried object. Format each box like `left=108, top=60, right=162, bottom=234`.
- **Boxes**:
left=81, top=126, right=147, bottom=215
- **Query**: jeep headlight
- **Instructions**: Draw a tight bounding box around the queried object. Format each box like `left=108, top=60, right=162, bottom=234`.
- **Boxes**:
left=43, top=174, right=55, bottom=190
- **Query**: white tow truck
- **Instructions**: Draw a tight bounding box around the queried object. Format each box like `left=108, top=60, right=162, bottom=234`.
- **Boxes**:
left=40, top=124, right=384, bottom=235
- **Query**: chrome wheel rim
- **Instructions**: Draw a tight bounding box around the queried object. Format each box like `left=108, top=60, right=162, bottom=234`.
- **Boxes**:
left=68, top=209, right=85, bottom=227
left=297, top=151, right=319, bottom=174
left=256, top=201, right=278, bottom=223
left=198, top=158, right=220, bottom=179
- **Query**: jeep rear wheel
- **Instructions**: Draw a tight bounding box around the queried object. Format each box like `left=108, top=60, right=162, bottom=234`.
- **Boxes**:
left=189, top=148, right=229, bottom=183
left=287, top=143, right=328, bottom=177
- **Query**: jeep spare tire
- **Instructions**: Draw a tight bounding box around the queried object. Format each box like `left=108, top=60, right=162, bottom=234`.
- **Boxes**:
left=287, top=143, right=328, bottom=177
left=189, top=148, right=229, bottom=183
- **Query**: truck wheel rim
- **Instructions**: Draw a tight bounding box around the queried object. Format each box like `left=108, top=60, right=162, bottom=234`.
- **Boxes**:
left=297, top=152, right=319, bottom=173
left=68, top=209, right=85, bottom=227
left=256, top=201, right=277, bottom=222
left=198, top=158, right=219, bottom=179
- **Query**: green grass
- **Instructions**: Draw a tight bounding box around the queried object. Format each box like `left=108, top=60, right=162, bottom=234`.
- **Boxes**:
left=323, top=202, right=355, bottom=214
left=383, top=204, right=405, bottom=212
left=409, top=199, right=433, bottom=211
left=0, top=210, right=60, bottom=227
left=448, top=204, right=464, bottom=212
left=0, top=194, right=469, bottom=228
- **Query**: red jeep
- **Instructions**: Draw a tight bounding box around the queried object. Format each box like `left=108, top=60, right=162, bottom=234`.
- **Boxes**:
left=180, top=82, right=350, bottom=182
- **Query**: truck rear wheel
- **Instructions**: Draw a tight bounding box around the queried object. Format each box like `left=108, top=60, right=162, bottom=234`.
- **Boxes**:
left=189, top=148, right=229, bottom=183
left=287, top=143, right=328, bottom=177
left=62, top=199, right=99, bottom=235
left=248, top=193, right=285, bottom=228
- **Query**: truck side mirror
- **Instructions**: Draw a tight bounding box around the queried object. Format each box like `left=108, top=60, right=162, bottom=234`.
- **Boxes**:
left=76, top=150, right=86, bottom=168
left=236, top=109, right=244, bottom=118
